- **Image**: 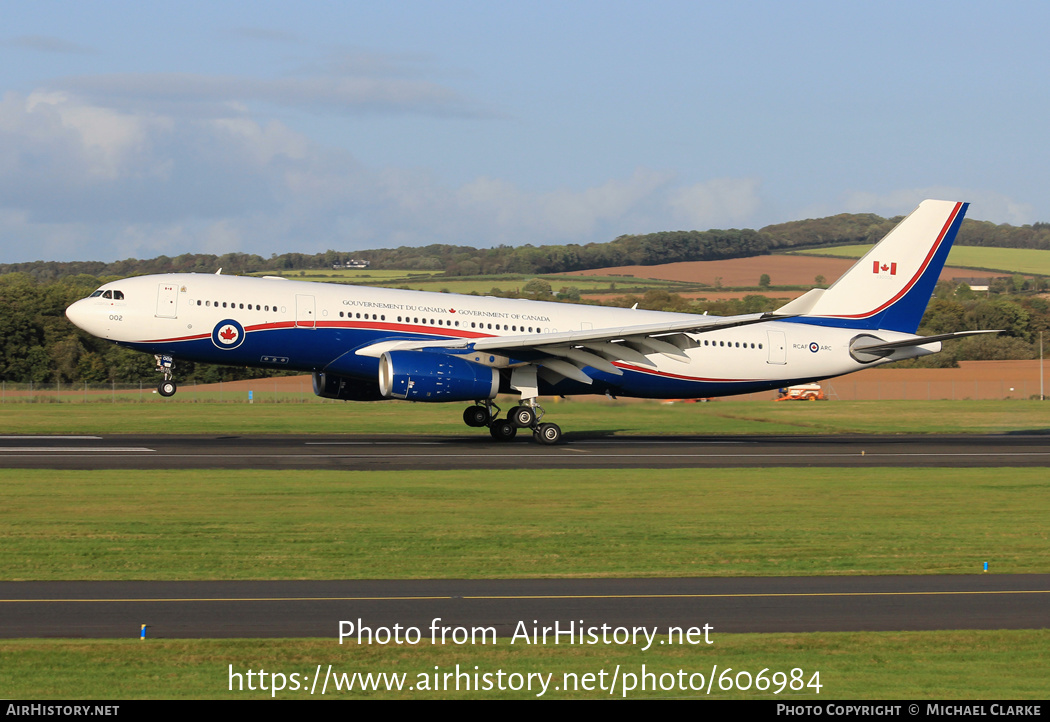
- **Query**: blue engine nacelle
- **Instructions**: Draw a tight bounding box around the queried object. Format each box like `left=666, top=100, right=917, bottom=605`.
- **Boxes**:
left=312, top=372, right=386, bottom=401
left=378, top=351, right=499, bottom=402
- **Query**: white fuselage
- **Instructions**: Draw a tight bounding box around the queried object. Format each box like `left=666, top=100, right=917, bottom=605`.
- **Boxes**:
left=66, top=272, right=921, bottom=399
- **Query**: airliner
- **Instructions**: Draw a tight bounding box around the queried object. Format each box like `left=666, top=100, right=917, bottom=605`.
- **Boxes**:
left=65, top=199, right=995, bottom=444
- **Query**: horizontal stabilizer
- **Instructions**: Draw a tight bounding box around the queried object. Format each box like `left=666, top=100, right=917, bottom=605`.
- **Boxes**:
left=850, top=329, right=1001, bottom=362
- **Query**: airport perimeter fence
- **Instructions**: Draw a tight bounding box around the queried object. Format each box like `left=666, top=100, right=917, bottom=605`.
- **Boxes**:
left=0, top=377, right=1045, bottom=403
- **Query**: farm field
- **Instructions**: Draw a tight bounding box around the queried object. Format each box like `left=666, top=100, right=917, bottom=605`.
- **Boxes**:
left=250, top=270, right=689, bottom=297
left=790, top=245, right=1050, bottom=276
left=250, top=269, right=443, bottom=282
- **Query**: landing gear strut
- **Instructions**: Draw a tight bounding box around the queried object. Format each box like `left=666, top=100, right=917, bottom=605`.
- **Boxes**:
left=155, top=354, right=177, bottom=397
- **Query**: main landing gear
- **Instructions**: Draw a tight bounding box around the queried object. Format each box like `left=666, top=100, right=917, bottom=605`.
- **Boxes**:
left=463, top=400, right=562, bottom=445
left=155, top=354, right=177, bottom=397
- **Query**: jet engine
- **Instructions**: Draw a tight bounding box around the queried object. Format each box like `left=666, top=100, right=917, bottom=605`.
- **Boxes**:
left=378, top=350, right=499, bottom=402
left=312, top=372, right=386, bottom=401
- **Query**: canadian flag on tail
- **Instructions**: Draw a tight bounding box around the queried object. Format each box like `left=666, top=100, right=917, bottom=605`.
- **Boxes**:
left=873, top=261, right=897, bottom=275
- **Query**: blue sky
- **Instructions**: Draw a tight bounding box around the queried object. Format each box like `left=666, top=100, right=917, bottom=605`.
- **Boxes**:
left=1, top=1, right=1048, bottom=262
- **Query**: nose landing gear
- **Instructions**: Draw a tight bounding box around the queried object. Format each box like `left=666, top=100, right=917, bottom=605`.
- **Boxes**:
left=155, top=355, right=177, bottom=397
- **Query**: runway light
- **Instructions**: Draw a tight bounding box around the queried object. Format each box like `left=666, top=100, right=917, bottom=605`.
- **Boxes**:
left=983, top=562, right=988, bottom=573
left=140, top=624, right=148, bottom=640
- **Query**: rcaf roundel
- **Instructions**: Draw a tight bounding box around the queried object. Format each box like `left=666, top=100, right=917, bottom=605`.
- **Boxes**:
left=212, top=319, right=246, bottom=350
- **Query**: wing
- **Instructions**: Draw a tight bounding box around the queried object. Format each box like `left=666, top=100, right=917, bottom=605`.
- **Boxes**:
left=354, top=311, right=793, bottom=385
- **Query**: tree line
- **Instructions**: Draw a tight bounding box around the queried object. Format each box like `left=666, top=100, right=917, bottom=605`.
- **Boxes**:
left=3, top=212, right=1049, bottom=282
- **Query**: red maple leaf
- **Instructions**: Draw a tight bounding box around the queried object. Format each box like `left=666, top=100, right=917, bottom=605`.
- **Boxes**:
left=220, top=326, right=238, bottom=341
left=449, top=308, right=456, bottom=313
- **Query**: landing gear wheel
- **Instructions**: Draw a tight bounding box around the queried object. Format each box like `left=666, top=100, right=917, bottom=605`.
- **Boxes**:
left=489, top=420, right=517, bottom=441
left=510, top=405, right=536, bottom=428
left=158, top=380, right=177, bottom=397
left=534, top=422, right=562, bottom=445
left=463, top=405, right=490, bottom=427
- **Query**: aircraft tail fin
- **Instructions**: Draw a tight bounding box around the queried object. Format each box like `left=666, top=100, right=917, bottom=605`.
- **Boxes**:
left=780, top=199, right=967, bottom=333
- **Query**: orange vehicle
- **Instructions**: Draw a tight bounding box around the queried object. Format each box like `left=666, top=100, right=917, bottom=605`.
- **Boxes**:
left=775, top=383, right=825, bottom=401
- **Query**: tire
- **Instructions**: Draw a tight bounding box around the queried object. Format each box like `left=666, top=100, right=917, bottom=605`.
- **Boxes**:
left=511, top=405, right=536, bottom=428
left=489, top=420, right=517, bottom=441
left=535, top=422, right=562, bottom=445
left=463, top=406, right=489, bottom=427
left=158, top=380, right=177, bottom=397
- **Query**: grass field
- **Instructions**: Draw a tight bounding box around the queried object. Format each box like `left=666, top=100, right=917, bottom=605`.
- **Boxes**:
left=3, top=467, right=1047, bottom=580
left=3, top=630, right=1047, bottom=699
left=3, top=401, right=1047, bottom=700
left=0, top=399, right=1046, bottom=435
left=791, top=245, right=1050, bottom=276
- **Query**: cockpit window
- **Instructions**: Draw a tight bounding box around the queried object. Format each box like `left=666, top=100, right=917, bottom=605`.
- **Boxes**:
left=89, top=290, right=103, bottom=298
left=102, top=291, right=112, bottom=299
left=113, top=290, right=124, bottom=300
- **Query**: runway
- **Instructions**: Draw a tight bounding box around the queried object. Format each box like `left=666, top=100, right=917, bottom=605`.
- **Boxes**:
left=2, top=433, right=1049, bottom=470
left=4, top=433, right=1047, bottom=641
left=2, top=575, right=1048, bottom=639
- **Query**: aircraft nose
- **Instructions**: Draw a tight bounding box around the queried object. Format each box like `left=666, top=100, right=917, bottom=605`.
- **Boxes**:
left=65, top=298, right=95, bottom=334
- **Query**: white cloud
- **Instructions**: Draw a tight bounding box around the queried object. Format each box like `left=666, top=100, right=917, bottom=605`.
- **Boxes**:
left=50, top=71, right=486, bottom=119
left=0, top=87, right=772, bottom=263
left=667, top=178, right=763, bottom=229
left=3, top=35, right=95, bottom=55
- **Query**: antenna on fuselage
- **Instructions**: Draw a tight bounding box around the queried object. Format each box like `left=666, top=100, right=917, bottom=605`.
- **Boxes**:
left=215, top=268, right=222, bottom=275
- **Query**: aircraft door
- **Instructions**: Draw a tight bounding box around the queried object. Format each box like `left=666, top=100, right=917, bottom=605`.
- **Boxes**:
left=156, top=283, right=178, bottom=318
left=296, top=294, right=316, bottom=328
left=766, top=330, right=787, bottom=364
